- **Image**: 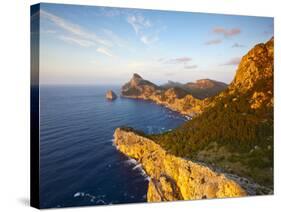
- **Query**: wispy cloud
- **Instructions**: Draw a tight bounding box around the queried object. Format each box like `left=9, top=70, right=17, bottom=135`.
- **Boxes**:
left=205, top=27, right=241, bottom=47
left=99, top=7, right=122, bottom=17
left=205, top=39, right=222, bottom=45
left=166, top=57, right=192, bottom=64
left=232, top=43, right=245, bottom=48
left=42, top=29, right=57, bottom=34
left=127, top=14, right=152, bottom=34
left=222, top=57, right=241, bottom=66
left=96, top=47, right=113, bottom=57
left=161, top=57, right=197, bottom=69
left=40, top=9, right=111, bottom=47
left=213, top=27, right=241, bottom=37
left=184, top=65, right=198, bottom=69
left=127, top=14, right=161, bottom=45
left=59, top=35, right=95, bottom=47
left=102, top=29, right=127, bottom=48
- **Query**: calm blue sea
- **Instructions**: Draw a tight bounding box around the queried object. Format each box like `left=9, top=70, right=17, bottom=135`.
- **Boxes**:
left=39, top=86, right=186, bottom=208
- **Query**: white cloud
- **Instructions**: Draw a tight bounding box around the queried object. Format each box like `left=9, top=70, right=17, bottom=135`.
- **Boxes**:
left=127, top=15, right=151, bottom=35
left=127, top=14, right=160, bottom=45
left=42, top=29, right=56, bottom=34
left=40, top=9, right=111, bottom=47
left=102, top=29, right=127, bottom=48
left=59, top=35, right=95, bottom=47
left=96, top=47, right=113, bottom=57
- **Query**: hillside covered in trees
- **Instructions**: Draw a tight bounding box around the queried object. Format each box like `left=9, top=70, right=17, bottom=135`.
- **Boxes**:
left=149, top=38, right=274, bottom=189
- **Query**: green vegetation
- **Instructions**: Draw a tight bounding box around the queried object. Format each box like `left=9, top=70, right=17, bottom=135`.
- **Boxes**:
left=149, top=82, right=273, bottom=187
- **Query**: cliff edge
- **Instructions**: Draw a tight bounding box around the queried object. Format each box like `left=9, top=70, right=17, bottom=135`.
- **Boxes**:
left=114, top=128, right=246, bottom=202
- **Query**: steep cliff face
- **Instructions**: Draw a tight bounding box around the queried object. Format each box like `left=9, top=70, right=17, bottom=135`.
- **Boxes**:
left=114, top=128, right=246, bottom=202
left=120, top=74, right=219, bottom=116
left=121, top=73, right=161, bottom=98
left=115, top=38, right=274, bottom=201
left=231, top=37, right=273, bottom=92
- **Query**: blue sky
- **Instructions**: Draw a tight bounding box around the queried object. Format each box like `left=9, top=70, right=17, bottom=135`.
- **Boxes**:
left=37, top=3, right=273, bottom=85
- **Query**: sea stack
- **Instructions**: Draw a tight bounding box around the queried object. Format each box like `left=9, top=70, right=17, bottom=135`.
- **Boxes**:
left=106, top=90, right=117, bottom=100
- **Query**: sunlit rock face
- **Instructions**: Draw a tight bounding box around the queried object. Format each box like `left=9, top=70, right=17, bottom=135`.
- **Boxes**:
left=105, top=90, right=117, bottom=100
left=120, top=74, right=207, bottom=117
left=121, top=73, right=160, bottom=98
left=229, top=37, right=274, bottom=109
left=120, top=38, right=273, bottom=118
left=232, top=37, right=273, bottom=92
left=114, top=128, right=246, bottom=202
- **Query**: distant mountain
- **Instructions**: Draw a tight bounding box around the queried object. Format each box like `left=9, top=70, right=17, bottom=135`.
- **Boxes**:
left=121, top=73, right=160, bottom=97
left=161, top=80, right=187, bottom=90
left=121, top=75, right=202, bottom=116
left=121, top=74, right=227, bottom=116
left=118, top=37, right=274, bottom=191
left=185, top=79, right=228, bottom=99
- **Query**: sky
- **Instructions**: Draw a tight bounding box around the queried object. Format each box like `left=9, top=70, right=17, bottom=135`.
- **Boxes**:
left=34, top=3, right=274, bottom=85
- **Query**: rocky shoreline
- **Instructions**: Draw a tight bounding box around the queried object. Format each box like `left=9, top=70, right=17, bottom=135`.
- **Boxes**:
left=114, top=37, right=274, bottom=202
left=114, top=127, right=247, bottom=202
left=120, top=73, right=220, bottom=117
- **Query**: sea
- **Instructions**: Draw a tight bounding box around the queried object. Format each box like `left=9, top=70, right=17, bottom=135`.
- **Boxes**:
left=39, top=85, right=186, bottom=208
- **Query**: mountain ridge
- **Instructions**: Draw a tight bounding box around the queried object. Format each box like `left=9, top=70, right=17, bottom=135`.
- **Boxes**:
left=121, top=74, right=228, bottom=116
left=114, top=37, right=274, bottom=202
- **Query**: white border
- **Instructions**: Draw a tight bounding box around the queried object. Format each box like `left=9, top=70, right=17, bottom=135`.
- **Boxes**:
left=0, top=0, right=280, bottom=212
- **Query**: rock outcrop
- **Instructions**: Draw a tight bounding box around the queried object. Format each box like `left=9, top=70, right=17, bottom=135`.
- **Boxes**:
left=114, top=128, right=246, bottom=202
left=115, top=38, right=273, bottom=201
left=121, top=74, right=214, bottom=117
left=106, top=90, right=117, bottom=100
left=231, top=37, right=273, bottom=92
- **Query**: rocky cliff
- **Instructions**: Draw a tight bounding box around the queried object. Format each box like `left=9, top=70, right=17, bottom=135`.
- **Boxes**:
left=121, top=39, right=273, bottom=117
left=114, top=128, right=246, bottom=202
left=114, top=38, right=274, bottom=201
left=120, top=74, right=221, bottom=116
left=121, top=73, right=161, bottom=98
left=148, top=37, right=274, bottom=188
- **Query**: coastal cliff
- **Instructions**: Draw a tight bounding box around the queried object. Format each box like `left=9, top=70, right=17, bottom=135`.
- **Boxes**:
left=114, top=38, right=274, bottom=201
left=121, top=74, right=226, bottom=117
left=114, top=128, right=246, bottom=201
left=151, top=38, right=273, bottom=188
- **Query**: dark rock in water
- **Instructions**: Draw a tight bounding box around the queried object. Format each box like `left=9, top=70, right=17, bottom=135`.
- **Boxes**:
left=106, top=90, right=117, bottom=100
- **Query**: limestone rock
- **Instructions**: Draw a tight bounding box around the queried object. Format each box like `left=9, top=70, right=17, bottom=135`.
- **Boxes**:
left=106, top=90, right=117, bottom=100
left=114, top=128, right=247, bottom=202
left=121, top=74, right=207, bottom=117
